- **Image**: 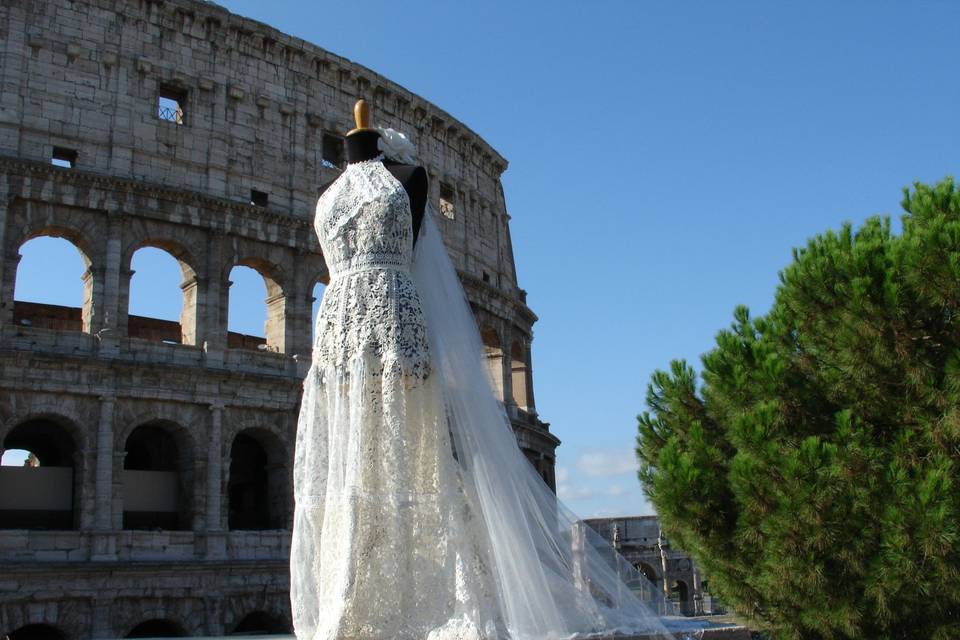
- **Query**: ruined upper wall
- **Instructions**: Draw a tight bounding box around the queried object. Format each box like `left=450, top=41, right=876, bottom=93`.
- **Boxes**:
left=0, top=0, right=520, bottom=292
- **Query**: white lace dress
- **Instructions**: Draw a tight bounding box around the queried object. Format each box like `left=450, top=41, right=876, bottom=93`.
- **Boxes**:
left=291, top=158, right=502, bottom=640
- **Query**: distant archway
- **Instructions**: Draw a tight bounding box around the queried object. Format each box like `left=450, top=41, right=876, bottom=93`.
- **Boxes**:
left=227, top=258, right=286, bottom=353
left=128, top=246, right=194, bottom=345
left=122, top=422, right=193, bottom=530
left=13, top=234, right=91, bottom=332
left=1, top=418, right=78, bottom=529
left=671, top=579, right=690, bottom=615
left=228, top=428, right=286, bottom=530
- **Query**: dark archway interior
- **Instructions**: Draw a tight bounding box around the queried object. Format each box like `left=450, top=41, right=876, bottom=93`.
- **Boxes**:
left=229, top=433, right=270, bottom=530
left=5, top=419, right=75, bottom=466
left=8, top=623, right=68, bottom=640
left=637, top=562, right=659, bottom=586
left=230, top=610, right=290, bottom=635
left=126, top=618, right=186, bottom=637
left=125, top=424, right=179, bottom=471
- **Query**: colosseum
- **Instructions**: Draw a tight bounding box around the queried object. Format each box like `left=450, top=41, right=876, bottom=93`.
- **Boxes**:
left=0, top=0, right=557, bottom=637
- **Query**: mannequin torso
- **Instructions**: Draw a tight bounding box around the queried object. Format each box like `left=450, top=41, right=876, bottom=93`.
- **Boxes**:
left=345, top=130, right=427, bottom=245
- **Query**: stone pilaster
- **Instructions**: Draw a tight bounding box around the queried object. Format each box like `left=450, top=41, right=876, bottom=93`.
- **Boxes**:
left=91, top=394, right=117, bottom=560
left=524, top=340, right=536, bottom=414
left=95, top=214, right=123, bottom=355
left=0, top=185, right=8, bottom=323
left=201, top=231, right=227, bottom=367
left=206, top=402, right=224, bottom=531
left=204, top=401, right=227, bottom=559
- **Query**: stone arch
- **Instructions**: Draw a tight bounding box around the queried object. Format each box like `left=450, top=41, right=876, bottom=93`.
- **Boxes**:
left=225, top=255, right=288, bottom=353
left=222, top=593, right=291, bottom=636
left=11, top=226, right=96, bottom=333
left=120, top=418, right=197, bottom=531
left=0, top=597, right=90, bottom=640
left=227, top=425, right=288, bottom=530
left=635, top=561, right=660, bottom=586
left=110, top=600, right=202, bottom=640
left=123, top=237, right=201, bottom=346
left=671, top=579, right=691, bottom=614
left=510, top=338, right=529, bottom=410
left=479, top=324, right=504, bottom=401
left=0, top=410, right=87, bottom=530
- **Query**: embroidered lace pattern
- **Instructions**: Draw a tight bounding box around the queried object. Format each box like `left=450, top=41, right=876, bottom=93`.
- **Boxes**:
left=291, top=159, right=503, bottom=640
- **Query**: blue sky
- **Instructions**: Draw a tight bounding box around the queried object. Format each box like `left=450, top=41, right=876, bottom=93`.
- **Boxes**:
left=9, top=2, right=959, bottom=517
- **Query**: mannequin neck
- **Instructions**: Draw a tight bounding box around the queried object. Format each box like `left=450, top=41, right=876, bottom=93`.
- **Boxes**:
left=346, top=130, right=381, bottom=164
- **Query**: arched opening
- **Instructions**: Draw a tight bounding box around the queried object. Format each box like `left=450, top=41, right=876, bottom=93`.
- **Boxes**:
left=228, top=429, right=286, bottom=530
left=309, top=279, right=327, bottom=347
left=510, top=339, right=529, bottom=410
left=480, top=326, right=504, bottom=401
left=636, top=562, right=659, bottom=586
left=227, top=260, right=285, bottom=353
left=122, top=423, right=192, bottom=530
left=671, top=579, right=690, bottom=615
left=229, top=610, right=290, bottom=635
left=1, top=418, right=78, bottom=529
left=8, top=623, right=68, bottom=640
left=128, top=245, right=198, bottom=345
left=125, top=618, right=187, bottom=638
left=13, top=234, right=91, bottom=332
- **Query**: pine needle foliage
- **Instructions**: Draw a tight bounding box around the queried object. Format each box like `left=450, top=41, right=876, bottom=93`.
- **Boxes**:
left=636, top=178, right=960, bottom=640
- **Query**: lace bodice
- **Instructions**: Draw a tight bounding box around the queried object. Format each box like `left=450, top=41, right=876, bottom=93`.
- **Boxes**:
left=312, top=158, right=430, bottom=379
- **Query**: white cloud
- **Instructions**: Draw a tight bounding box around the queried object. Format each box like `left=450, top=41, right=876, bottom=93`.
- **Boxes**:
left=575, top=449, right=638, bottom=478
left=557, top=484, right=595, bottom=501
left=555, top=466, right=570, bottom=484
left=606, top=484, right=628, bottom=497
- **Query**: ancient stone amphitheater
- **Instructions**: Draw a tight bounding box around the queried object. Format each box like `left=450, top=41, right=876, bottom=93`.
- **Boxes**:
left=0, top=0, right=557, bottom=637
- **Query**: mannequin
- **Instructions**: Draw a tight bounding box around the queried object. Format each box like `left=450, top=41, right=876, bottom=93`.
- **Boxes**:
left=345, top=100, right=427, bottom=244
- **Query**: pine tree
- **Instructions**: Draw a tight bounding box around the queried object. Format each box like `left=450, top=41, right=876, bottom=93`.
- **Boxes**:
left=636, top=178, right=960, bottom=640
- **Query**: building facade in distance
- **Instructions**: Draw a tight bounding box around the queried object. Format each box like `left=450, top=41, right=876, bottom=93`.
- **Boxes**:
left=585, top=515, right=711, bottom=617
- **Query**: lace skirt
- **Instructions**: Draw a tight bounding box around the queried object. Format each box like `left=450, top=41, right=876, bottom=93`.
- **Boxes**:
left=290, top=354, right=503, bottom=640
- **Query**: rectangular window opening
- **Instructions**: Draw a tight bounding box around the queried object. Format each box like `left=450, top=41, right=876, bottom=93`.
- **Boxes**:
left=439, top=183, right=455, bottom=219
left=321, top=133, right=345, bottom=169
left=158, top=85, right=187, bottom=124
left=51, top=147, right=77, bottom=169
left=250, top=189, right=269, bottom=207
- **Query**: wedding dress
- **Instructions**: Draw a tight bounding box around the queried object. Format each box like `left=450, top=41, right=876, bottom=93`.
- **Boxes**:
left=291, top=134, right=677, bottom=640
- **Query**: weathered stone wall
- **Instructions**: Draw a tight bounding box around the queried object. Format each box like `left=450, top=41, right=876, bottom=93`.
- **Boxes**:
left=0, top=0, right=557, bottom=636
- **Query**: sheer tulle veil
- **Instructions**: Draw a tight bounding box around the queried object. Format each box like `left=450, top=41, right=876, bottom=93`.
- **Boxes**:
left=381, top=129, right=676, bottom=639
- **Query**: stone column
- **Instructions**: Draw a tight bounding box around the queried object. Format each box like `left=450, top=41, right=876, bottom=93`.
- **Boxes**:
left=0, top=251, right=19, bottom=327
left=523, top=340, right=536, bottom=414
left=205, top=402, right=227, bottom=559
left=500, top=327, right=516, bottom=417
left=657, top=528, right=671, bottom=604
left=201, top=232, right=227, bottom=368
left=0, top=187, right=9, bottom=325
left=95, top=214, right=123, bottom=355
left=91, top=394, right=117, bottom=560
left=207, top=402, right=224, bottom=531
left=692, top=559, right=704, bottom=615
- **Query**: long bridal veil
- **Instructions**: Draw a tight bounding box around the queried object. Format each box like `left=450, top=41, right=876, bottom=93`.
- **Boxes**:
left=412, top=211, right=676, bottom=640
